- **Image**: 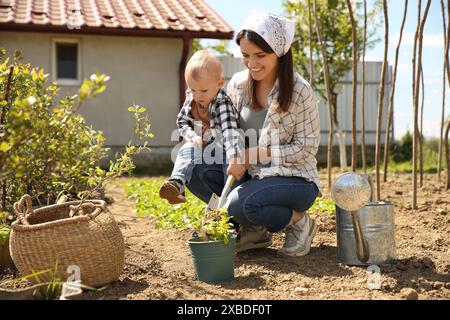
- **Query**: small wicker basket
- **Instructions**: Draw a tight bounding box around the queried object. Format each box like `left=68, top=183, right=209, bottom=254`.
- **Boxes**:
left=10, top=194, right=125, bottom=287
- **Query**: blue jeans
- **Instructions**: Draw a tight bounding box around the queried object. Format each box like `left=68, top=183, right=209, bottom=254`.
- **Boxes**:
left=171, top=142, right=225, bottom=185
left=227, top=176, right=319, bottom=232
left=187, top=164, right=319, bottom=233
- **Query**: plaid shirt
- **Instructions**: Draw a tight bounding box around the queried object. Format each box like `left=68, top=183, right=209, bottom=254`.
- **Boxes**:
left=176, top=88, right=244, bottom=160
left=227, top=70, right=322, bottom=194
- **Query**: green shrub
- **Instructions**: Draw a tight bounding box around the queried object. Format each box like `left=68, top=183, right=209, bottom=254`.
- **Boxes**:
left=0, top=49, right=110, bottom=210
left=391, top=130, right=413, bottom=163
left=0, top=49, right=153, bottom=215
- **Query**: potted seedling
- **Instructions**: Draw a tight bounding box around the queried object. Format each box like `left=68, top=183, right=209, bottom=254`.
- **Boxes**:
left=188, top=206, right=237, bottom=284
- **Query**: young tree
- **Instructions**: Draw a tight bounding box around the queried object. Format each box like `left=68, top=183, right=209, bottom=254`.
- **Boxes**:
left=419, top=65, right=425, bottom=187
left=346, top=0, right=358, bottom=172
left=383, top=0, right=408, bottom=182
left=312, top=0, right=334, bottom=188
left=445, top=119, right=450, bottom=189
left=412, top=0, right=432, bottom=209
left=439, top=0, right=448, bottom=181
left=308, top=0, right=314, bottom=85
left=284, top=0, right=381, bottom=172
left=361, top=0, right=368, bottom=173
left=375, top=0, right=389, bottom=201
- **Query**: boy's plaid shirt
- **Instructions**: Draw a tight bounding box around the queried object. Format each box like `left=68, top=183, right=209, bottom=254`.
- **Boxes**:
left=227, top=70, right=322, bottom=194
left=176, top=88, right=244, bottom=160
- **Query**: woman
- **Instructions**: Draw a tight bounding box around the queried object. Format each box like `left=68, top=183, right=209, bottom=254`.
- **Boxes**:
left=187, top=10, right=321, bottom=257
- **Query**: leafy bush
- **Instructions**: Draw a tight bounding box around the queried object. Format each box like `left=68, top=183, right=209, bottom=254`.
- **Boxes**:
left=391, top=131, right=413, bottom=163
left=0, top=49, right=110, bottom=210
left=0, top=49, right=153, bottom=216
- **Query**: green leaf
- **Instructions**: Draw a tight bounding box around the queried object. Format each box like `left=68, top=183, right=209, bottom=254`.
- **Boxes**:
left=0, top=141, right=10, bottom=152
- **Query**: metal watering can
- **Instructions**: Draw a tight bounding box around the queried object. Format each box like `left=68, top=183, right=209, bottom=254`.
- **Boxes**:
left=331, top=172, right=396, bottom=266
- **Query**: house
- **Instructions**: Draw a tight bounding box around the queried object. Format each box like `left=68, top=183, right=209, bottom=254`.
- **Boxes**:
left=0, top=0, right=233, bottom=172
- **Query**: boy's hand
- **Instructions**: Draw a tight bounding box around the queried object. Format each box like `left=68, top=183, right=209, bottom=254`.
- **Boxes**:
left=191, top=136, right=203, bottom=148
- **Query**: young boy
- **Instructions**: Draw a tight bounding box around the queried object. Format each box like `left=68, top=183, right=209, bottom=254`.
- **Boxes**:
left=159, top=50, right=242, bottom=204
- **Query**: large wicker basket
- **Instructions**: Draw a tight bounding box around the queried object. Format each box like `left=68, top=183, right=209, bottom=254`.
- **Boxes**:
left=10, top=194, right=125, bottom=287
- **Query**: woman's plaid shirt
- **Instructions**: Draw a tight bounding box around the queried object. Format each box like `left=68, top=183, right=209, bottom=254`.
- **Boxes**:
left=227, top=70, right=322, bottom=193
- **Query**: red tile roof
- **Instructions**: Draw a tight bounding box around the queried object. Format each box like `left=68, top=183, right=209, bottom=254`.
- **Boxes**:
left=0, top=0, right=233, bottom=38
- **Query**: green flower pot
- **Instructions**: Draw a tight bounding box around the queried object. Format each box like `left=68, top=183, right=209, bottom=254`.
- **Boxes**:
left=188, top=235, right=236, bottom=284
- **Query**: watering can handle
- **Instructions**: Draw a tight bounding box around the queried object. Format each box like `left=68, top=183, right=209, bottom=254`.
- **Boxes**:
left=351, top=210, right=370, bottom=263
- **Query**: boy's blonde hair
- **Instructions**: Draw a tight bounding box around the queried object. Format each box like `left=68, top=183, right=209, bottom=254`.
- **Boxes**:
left=185, top=50, right=223, bottom=81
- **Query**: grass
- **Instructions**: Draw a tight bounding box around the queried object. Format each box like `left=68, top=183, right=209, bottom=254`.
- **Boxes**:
left=121, top=177, right=336, bottom=230
left=121, top=178, right=205, bottom=230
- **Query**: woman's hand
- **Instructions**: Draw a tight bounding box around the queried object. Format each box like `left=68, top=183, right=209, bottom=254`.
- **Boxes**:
left=226, top=147, right=271, bottom=180
left=227, top=162, right=247, bottom=180
left=227, top=154, right=249, bottom=180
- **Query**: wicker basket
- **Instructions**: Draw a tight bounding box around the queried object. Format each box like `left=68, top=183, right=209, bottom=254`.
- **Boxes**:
left=10, top=194, right=125, bottom=287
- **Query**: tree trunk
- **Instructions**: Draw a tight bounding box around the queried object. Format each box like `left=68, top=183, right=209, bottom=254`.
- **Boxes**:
left=313, top=0, right=334, bottom=188
left=411, top=0, right=421, bottom=210
left=346, top=0, right=358, bottom=172
left=413, top=0, right=432, bottom=209
left=445, top=120, right=450, bottom=189
left=384, top=0, right=408, bottom=182
left=361, top=0, right=367, bottom=173
left=333, top=92, right=347, bottom=172
left=375, top=0, right=389, bottom=201
left=419, top=64, right=425, bottom=187
left=438, top=0, right=448, bottom=181
left=308, top=0, right=314, bottom=85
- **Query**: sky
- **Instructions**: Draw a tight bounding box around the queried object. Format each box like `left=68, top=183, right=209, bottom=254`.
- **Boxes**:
left=202, top=0, right=449, bottom=140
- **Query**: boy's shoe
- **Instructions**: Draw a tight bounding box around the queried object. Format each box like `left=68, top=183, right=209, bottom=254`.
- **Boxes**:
left=278, top=213, right=317, bottom=257
left=236, top=225, right=272, bottom=253
left=159, top=179, right=186, bottom=204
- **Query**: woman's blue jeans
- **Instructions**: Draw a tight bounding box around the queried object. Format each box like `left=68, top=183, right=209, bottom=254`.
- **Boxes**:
left=187, top=164, right=319, bottom=233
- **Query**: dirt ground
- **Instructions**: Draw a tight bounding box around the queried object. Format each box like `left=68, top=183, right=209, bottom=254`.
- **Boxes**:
left=79, top=172, right=449, bottom=300
left=2, top=172, right=450, bottom=300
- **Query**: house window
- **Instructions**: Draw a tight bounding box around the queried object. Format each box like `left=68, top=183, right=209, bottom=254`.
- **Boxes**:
left=56, top=43, right=78, bottom=79
left=52, top=39, right=81, bottom=85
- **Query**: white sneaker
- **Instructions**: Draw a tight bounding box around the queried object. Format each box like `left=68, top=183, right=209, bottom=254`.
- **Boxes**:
left=278, top=213, right=317, bottom=257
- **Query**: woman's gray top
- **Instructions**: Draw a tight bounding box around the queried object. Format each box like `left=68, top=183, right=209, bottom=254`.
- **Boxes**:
left=238, top=103, right=268, bottom=148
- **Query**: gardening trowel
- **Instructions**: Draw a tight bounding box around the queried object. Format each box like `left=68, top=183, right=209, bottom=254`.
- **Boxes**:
left=205, top=175, right=236, bottom=213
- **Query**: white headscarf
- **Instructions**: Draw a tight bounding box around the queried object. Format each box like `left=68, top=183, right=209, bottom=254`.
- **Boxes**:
left=240, top=10, right=296, bottom=57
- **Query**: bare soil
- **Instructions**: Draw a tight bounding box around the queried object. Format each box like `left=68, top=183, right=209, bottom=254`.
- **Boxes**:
left=1, top=172, right=449, bottom=300
left=82, top=172, right=450, bottom=300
